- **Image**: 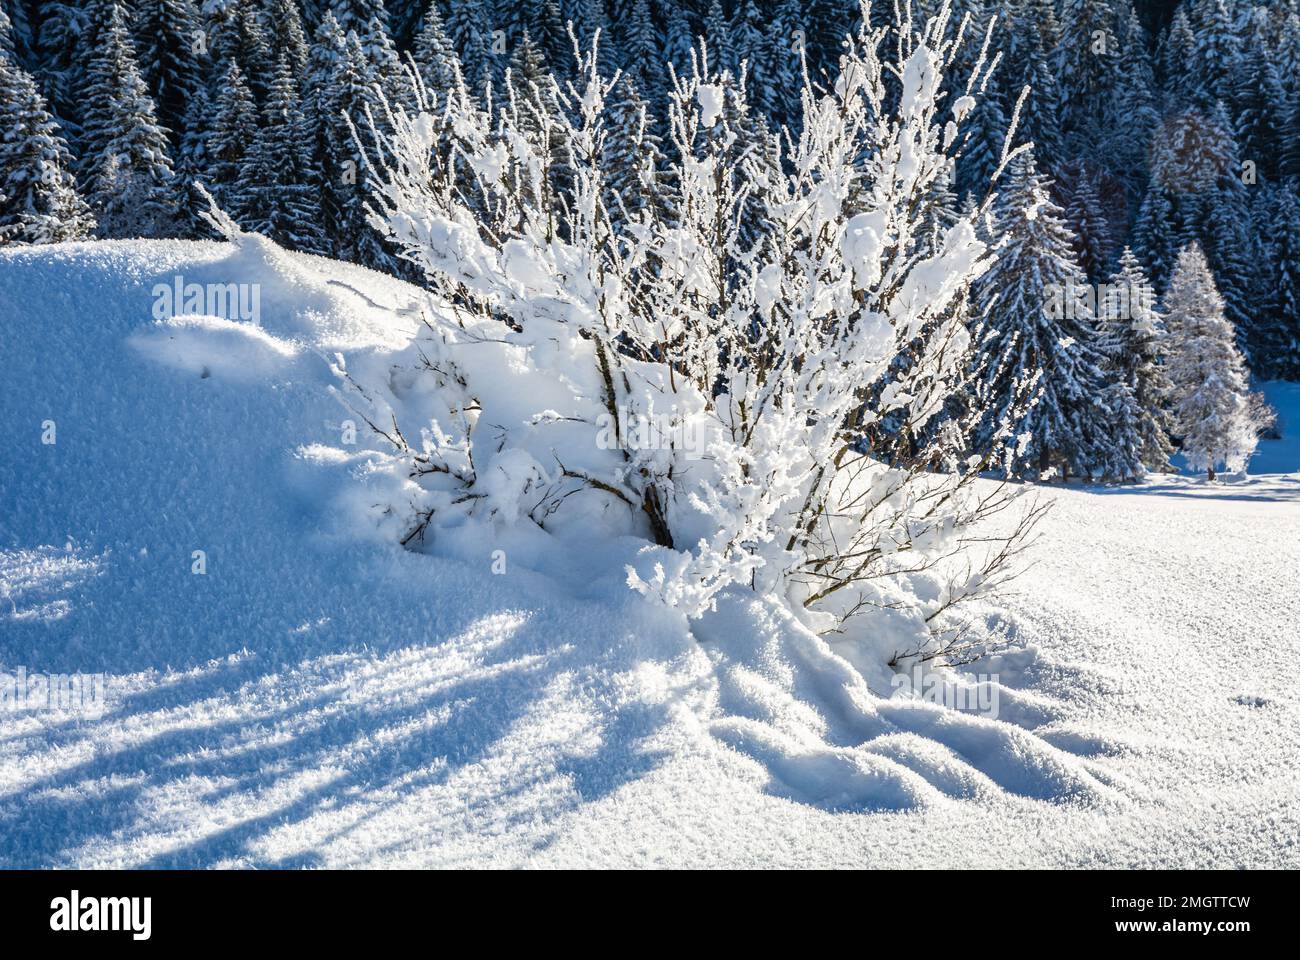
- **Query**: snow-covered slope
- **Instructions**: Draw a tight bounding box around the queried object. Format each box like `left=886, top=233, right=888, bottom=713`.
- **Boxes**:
left=2, top=239, right=1296, bottom=867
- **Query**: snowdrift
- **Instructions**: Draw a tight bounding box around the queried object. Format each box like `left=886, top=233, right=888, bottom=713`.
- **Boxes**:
left=0, top=237, right=1126, bottom=867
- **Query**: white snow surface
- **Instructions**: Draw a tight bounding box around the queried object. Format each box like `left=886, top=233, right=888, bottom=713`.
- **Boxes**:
left=1, top=239, right=1296, bottom=868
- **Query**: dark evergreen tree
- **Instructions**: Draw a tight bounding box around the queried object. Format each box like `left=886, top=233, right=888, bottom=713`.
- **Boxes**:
left=956, top=70, right=1008, bottom=200
left=303, top=11, right=351, bottom=247
left=1188, top=0, right=1241, bottom=110
left=35, top=2, right=92, bottom=125
left=661, top=0, right=695, bottom=75
left=263, top=0, right=311, bottom=78
left=1158, top=4, right=1196, bottom=106
left=529, top=0, right=572, bottom=80
left=447, top=0, right=494, bottom=100
left=1056, top=161, right=1115, bottom=283
left=333, top=0, right=389, bottom=39
left=1057, top=0, right=1120, bottom=156
left=1259, top=186, right=1300, bottom=379
left=733, top=0, right=764, bottom=77
left=0, top=1, right=17, bottom=61
left=0, top=52, right=95, bottom=243
left=601, top=75, right=665, bottom=228
left=81, top=2, right=178, bottom=237
left=1233, top=22, right=1287, bottom=182
left=412, top=2, right=464, bottom=98
left=1096, top=247, right=1175, bottom=474
left=972, top=149, right=1112, bottom=479
left=703, top=0, right=734, bottom=76
left=1132, top=182, right=1184, bottom=292
left=206, top=60, right=260, bottom=209
left=1107, top=5, right=1160, bottom=196
left=236, top=54, right=326, bottom=251
left=211, top=0, right=276, bottom=105
left=134, top=0, right=203, bottom=139
left=762, top=0, right=804, bottom=129
left=621, top=0, right=660, bottom=100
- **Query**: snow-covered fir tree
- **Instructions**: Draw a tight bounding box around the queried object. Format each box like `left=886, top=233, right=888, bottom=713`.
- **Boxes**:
left=1056, top=160, right=1114, bottom=283
left=446, top=0, right=493, bottom=100
left=703, top=0, right=735, bottom=76
left=0, top=52, right=96, bottom=243
left=1188, top=0, right=1241, bottom=110
left=80, top=2, right=178, bottom=238
left=1095, top=247, right=1175, bottom=475
left=235, top=54, right=326, bottom=251
left=332, top=0, right=388, bottom=39
left=263, top=0, right=311, bottom=78
left=133, top=0, right=203, bottom=140
left=411, top=2, right=463, bottom=97
left=205, top=59, right=259, bottom=210
left=1107, top=5, right=1160, bottom=196
left=601, top=75, right=665, bottom=229
left=972, top=149, right=1112, bottom=480
left=1258, top=185, right=1300, bottom=379
left=1057, top=0, right=1120, bottom=156
left=1163, top=242, right=1257, bottom=480
left=0, top=1, right=17, bottom=61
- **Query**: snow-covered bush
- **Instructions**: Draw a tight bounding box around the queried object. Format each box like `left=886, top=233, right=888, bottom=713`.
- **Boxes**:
left=347, top=2, right=1040, bottom=667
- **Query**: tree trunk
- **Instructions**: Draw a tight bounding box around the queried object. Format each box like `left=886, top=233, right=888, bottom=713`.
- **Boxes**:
left=1207, top=466, right=1216, bottom=482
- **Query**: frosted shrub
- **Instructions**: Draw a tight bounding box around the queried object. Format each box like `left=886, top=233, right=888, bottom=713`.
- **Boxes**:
left=352, top=2, right=1040, bottom=666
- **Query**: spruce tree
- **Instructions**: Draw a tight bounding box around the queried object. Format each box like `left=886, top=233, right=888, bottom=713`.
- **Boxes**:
left=206, top=61, right=259, bottom=209
left=333, top=0, right=389, bottom=39
left=529, top=0, right=571, bottom=80
left=956, top=70, right=1008, bottom=201
left=1132, top=183, right=1185, bottom=293
left=1260, top=186, right=1300, bottom=379
left=621, top=0, right=660, bottom=101
left=35, top=2, right=91, bottom=126
left=763, top=0, right=804, bottom=130
left=361, top=11, right=415, bottom=110
left=321, top=31, right=391, bottom=266
left=1057, top=0, right=1120, bottom=156
left=733, top=0, right=764, bottom=76
left=1096, top=248, right=1175, bottom=474
left=236, top=54, right=326, bottom=251
left=601, top=75, right=665, bottom=229
left=235, top=53, right=327, bottom=251
left=411, top=2, right=464, bottom=98
left=208, top=0, right=276, bottom=105
left=447, top=0, right=493, bottom=100
left=972, top=150, right=1111, bottom=480
left=134, top=0, right=203, bottom=139
left=661, top=0, right=695, bottom=76
left=1188, top=0, right=1241, bottom=110
left=1159, top=5, right=1197, bottom=106
left=1107, top=6, right=1160, bottom=196
left=0, top=2, right=16, bottom=61
left=81, top=2, right=178, bottom=238
left=384, top=0, right=424, bottom=46
left=1163, top=243, right=1257, bottom=480
left=263, top=0, right=311, bottom=78
left=173, top=81, right=212, bottom=232
left=704, top=0, right=734, bottom=76
left=0, top=53, right=96, bottom=243
left=1233, top=24, right=1287, bottom=182
left=1056, top=161, right=1114, bottom=283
